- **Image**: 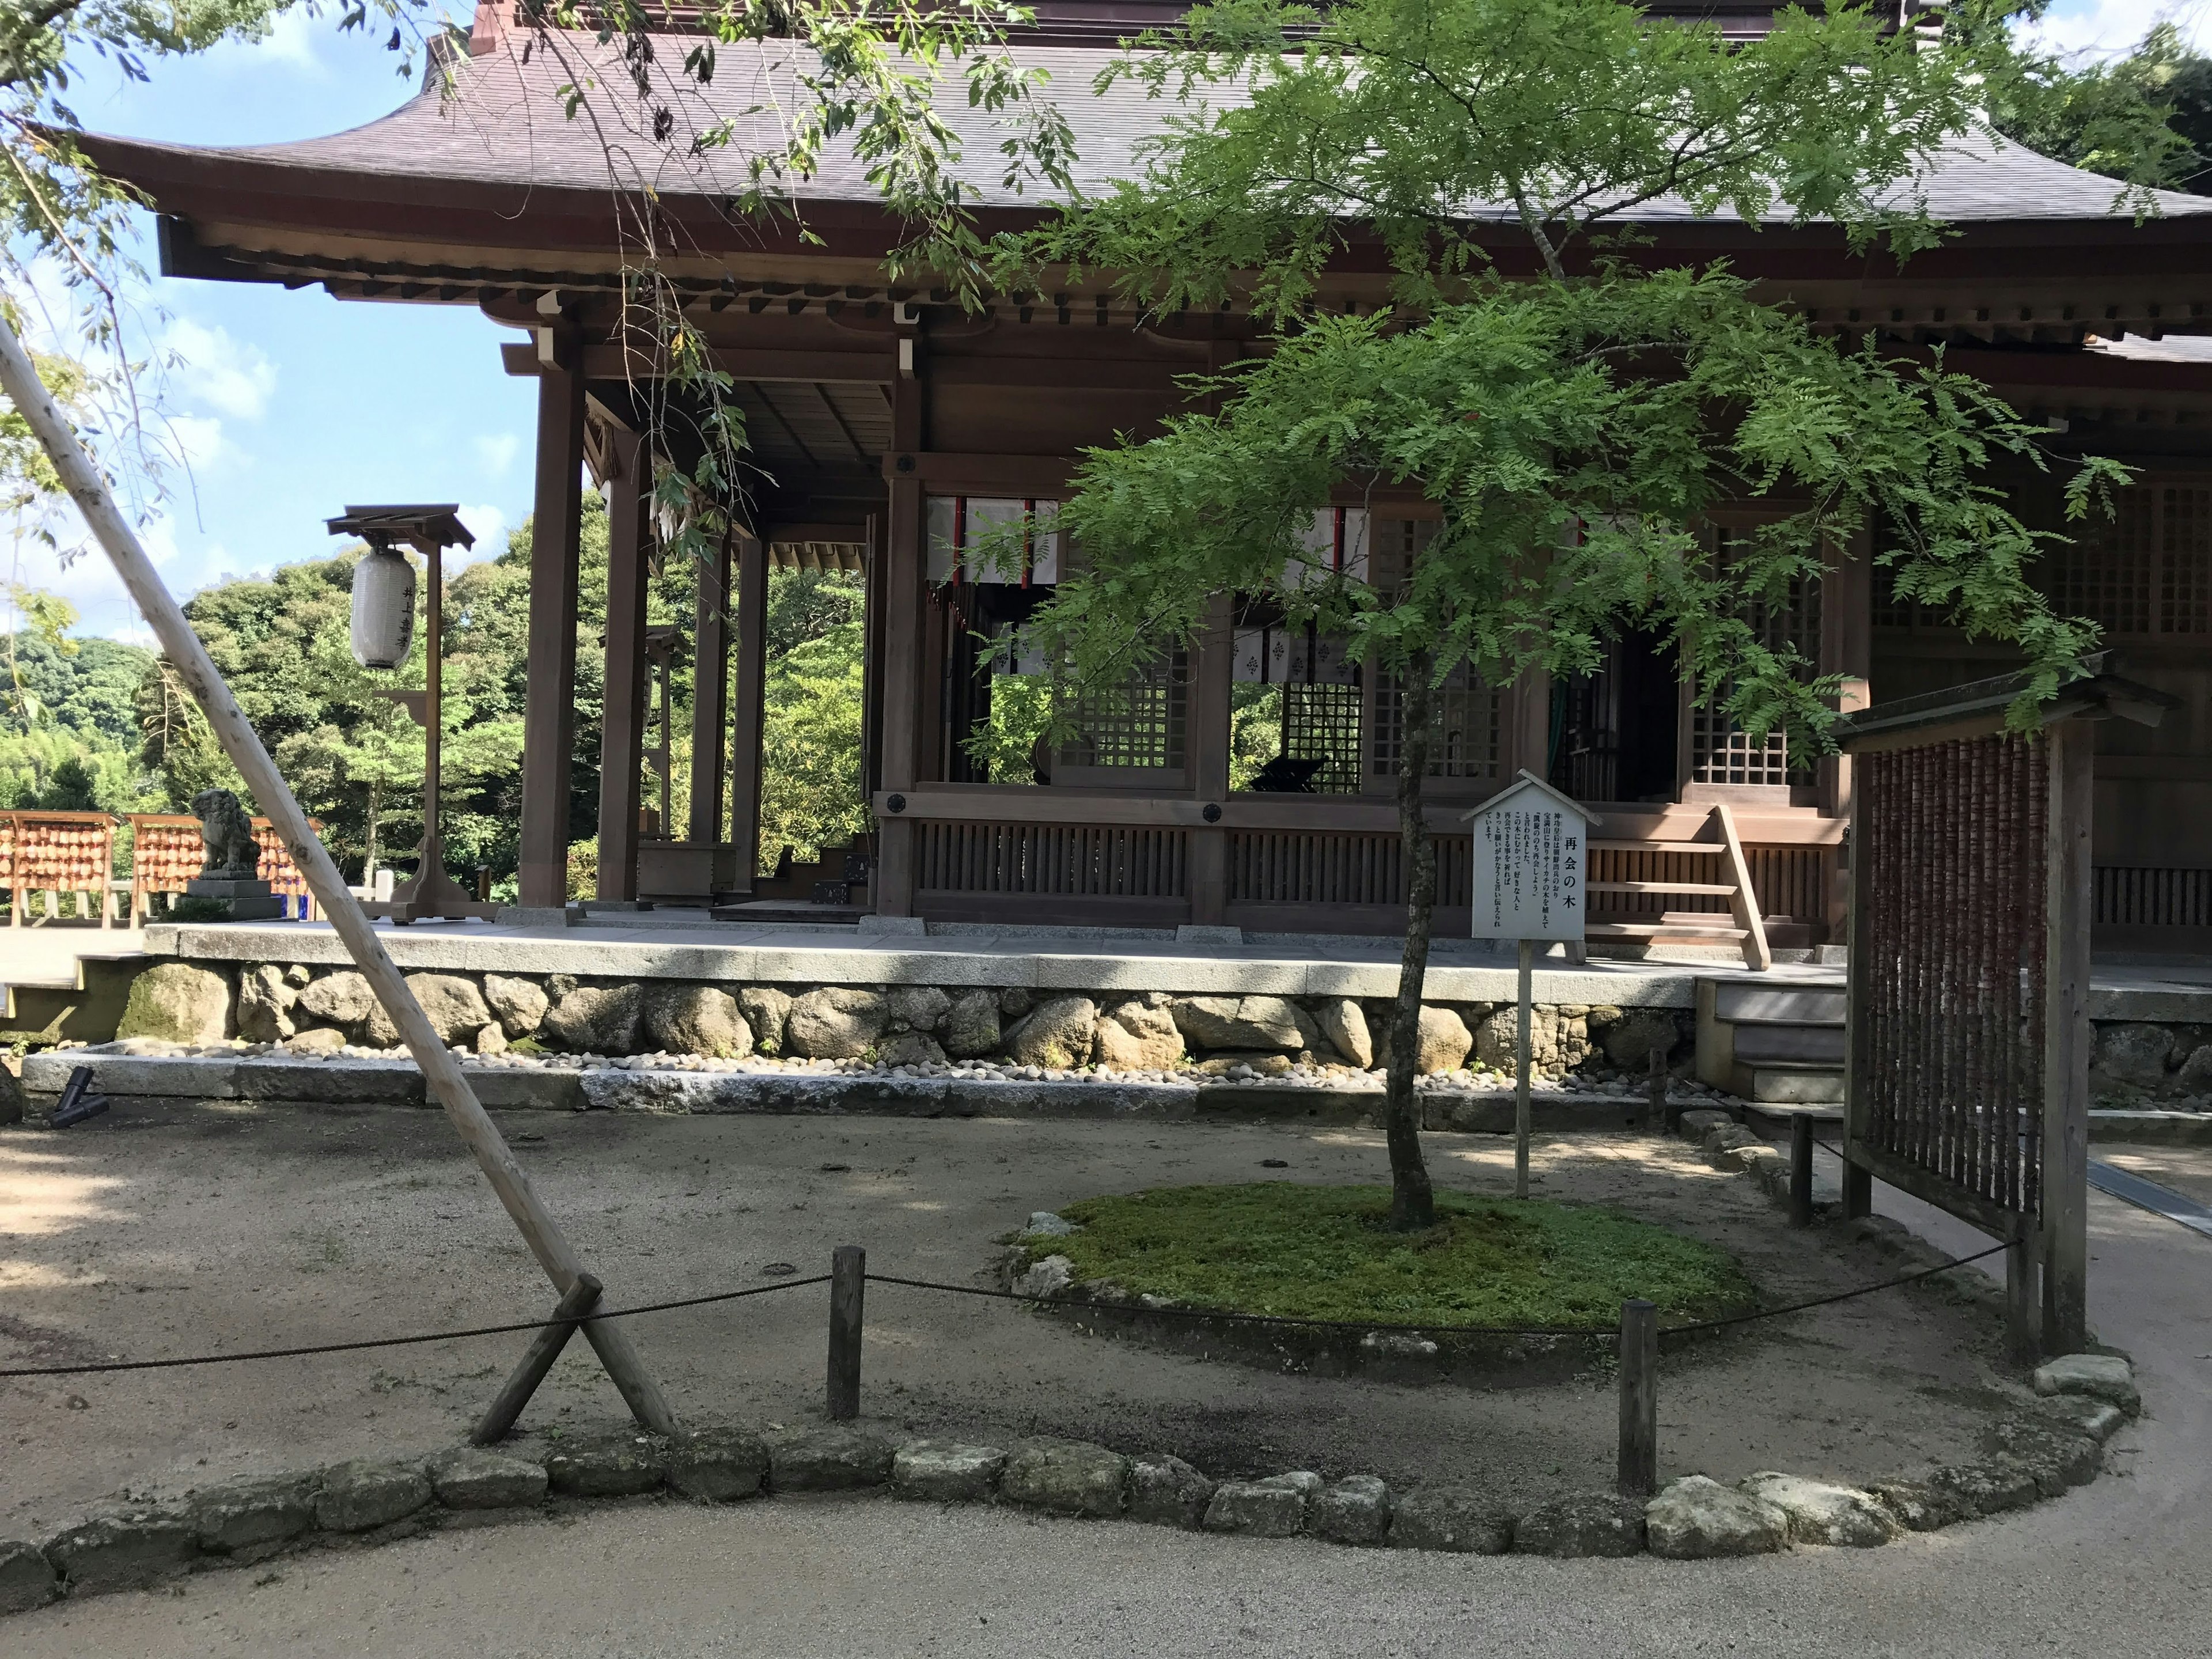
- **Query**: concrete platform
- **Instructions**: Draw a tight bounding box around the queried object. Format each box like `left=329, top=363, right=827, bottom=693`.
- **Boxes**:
left=132, top=917, right=1851, bottom=1006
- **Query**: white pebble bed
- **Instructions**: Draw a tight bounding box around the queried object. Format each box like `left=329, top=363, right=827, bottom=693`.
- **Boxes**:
left=75, top=1036, right=1745, bottom=1102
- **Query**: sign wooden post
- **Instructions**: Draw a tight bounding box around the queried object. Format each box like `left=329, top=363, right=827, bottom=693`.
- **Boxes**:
left=1465, top=771, right=1597, bottom=1200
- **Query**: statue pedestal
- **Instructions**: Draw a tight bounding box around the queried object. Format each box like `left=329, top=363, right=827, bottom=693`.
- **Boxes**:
left=185, top=877, right=286, bottom=920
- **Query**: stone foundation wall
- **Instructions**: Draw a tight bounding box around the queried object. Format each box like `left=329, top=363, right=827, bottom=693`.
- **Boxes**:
left=113, top=959, right=1698, bottom=1081
left=2090, top=1021, right=2212, bottom=1105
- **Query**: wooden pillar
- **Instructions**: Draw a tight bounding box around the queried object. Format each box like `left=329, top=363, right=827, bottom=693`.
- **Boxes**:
left=2042, top=717, right=2094, bottom=1355
left=1505, top=668, right=1551, bottom=790
left=1821, top=531, right=1873, bottom=939
left=1188, top=593, right=1233, bottom=926
left=726, top=529, right=770, bottom=892
left=687, top=527, right=733, bottom=844
left=861, top=510, right=886, bottom=799
left=596, top=428, right=650, bottom=903
left=874, top=329, right=927, bottom=918
left=516, top=334, right=586, bottom=911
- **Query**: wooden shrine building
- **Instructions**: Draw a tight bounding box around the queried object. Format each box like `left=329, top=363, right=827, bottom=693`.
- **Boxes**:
left=78, top=2, right=2212, bottom=949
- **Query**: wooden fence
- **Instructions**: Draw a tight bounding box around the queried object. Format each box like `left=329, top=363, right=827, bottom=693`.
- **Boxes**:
left=1838, top=657, right=2167, bottom=1359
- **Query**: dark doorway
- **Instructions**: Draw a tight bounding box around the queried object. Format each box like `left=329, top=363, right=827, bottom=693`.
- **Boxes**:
left=1548, top=629, right=1679, bottom=803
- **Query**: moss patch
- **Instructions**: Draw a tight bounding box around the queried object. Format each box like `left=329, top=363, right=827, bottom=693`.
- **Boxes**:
left=1029, top=1183, right=1756, bottom=1328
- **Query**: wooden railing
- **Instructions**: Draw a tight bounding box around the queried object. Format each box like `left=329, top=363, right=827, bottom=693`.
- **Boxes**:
left=2094, top=864, right=2212, bottom=938
left=881, top=786, right=1842, bottom=940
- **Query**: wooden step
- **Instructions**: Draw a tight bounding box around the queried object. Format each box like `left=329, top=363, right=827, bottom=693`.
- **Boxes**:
left=1586, top=920, right=1749, bottom=941
left=1589, top=839, right=1725, bottom=854
left=1587, top=880, right=1738, bottom=896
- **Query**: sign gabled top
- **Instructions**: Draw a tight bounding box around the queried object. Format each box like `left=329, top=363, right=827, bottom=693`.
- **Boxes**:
left=1461, top=770, right=1603, bottom=830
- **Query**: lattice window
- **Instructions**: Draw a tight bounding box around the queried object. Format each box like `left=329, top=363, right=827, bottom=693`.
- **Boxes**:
left=1282, top=682, right=1362, bottom=793
left=1689, top=543, right=1821, bottom=788
left=1060, top=653, right=1187, bottom=771
left=1371, top=667, right=1501, bottom=781
left=2042, top=482, right=2212, bottom=637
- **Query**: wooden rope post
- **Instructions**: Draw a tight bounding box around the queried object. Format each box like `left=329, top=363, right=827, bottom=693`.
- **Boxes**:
left=1649, top=1045, right=1672, bottom=1133
left=1789, top=1113, right=1815, bottom=1228
left=1616, top=1298, right=1658, bottom=1498
left=472, top=1272, right=602, bottom=1445
left=0, top=315, right=679, bottom=1438
left=828, top=1244, right=866, bottom=1420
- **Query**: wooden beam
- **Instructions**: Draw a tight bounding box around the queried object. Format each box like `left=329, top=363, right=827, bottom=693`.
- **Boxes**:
left=687, top=528, right=733, bottom=844
left=502, top=340, right=895, bottom=383
left=2043, top=718, right=2094, bottom=1354
left=596, top=430, right=649, bottom=902
left=726, top=531, right=770, bottom=891
left=517, top=331, right=586, bottom=910
left=882, top=451, right=1078, bottom=494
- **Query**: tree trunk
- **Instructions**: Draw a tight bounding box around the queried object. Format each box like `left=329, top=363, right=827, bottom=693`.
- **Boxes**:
left=1384, top=653, right=1438, bottom=1231
left=363, top=782, right=380, bottom=885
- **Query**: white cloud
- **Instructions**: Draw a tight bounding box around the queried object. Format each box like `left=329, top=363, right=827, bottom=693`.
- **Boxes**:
left=473, top=432, right=521, bottom=478
left=453, top=503, right=509, bottom=564
left=164, top=317, right=277, bottom=422
left=158, top=412, right=234, bottom=478
left=2028, top=0, right=2211, bottom=56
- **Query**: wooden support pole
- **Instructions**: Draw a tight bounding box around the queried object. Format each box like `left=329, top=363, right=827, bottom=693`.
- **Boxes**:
left=1789, top=1112, right=1815, bottom=1228
left=2006, top=1221, right=2041, bottom=1366
left=471, top=1272, right=602, bottom=1445
left=726, top=529, right=770, bottom=891
left=517, top=333, right=586, bottom=911
left=874, top=339, right=926, bottom=918
left=827, top=1243, right=866, bottom=1421
left=596, top=429, right=649, bottom=903
left=0, top=315, right=680, bottom=1439
left=1514, top=938, right=1534, bottom=1199
left=1187, top=594, right=1233, bottom=927
left=2041, top=719, right=2093, bottom=1356
left=687, top=527, right=733, bottom=844
left=1616, top=1298, right=1658, bottom=1498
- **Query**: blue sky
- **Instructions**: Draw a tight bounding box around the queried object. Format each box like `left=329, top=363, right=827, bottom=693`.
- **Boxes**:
left=15, top=0, right=2208, bottom=640
left=32, top=10, right=539, bottom=640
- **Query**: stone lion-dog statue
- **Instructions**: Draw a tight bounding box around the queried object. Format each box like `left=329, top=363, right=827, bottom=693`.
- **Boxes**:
left=190, top=788, right=263, bottom=882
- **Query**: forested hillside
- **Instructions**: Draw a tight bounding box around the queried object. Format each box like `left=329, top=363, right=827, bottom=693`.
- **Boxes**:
left=1, top=498, right=868, bottom=895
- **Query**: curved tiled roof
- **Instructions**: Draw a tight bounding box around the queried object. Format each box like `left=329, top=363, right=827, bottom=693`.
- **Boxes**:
left=85, top=31, right=2212, bottom=226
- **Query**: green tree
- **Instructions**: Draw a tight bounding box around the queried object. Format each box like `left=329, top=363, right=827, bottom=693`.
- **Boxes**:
left=1964, top=6, right=2206, bottom=194
left=1014, top=0, right=2119, bottom=1228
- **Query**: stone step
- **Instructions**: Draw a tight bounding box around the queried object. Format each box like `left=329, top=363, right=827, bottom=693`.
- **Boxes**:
left=1710, top=983, right=1846, bottom=1026
left=1729, top=1023, right=1845, bottom=1065
left=1728, top=1060, right=1844, bottom=1105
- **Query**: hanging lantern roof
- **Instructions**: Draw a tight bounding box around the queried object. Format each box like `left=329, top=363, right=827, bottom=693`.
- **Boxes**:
left=325, top=503, right=475, bottom=551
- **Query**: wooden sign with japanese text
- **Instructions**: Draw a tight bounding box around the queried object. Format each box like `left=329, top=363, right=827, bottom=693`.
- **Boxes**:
left=1464, top=771, right=1597, bottom=944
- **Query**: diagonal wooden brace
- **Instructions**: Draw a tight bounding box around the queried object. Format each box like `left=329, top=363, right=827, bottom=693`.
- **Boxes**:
left=473, top=1272, right=604, bottom=1445
left=0, top=316, right=682, bottom=1441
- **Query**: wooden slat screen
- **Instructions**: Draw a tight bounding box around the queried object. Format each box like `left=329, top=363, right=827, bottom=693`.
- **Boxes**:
left=916, top=821, right=1188, bottom=899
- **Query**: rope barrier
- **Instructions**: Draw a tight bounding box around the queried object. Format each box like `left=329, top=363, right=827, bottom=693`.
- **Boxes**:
left=0, top=1276, right=830, bottom=1380
left=866, top=1272, right=1601, bottom=1338
left=0, top=1232, right=2020, bottom=1381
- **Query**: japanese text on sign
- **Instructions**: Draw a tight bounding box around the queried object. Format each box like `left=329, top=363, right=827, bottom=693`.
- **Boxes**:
left=1470, top=806, right=1586, bottom=942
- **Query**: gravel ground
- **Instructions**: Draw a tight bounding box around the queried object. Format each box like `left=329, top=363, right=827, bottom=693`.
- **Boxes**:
left=2, top=1104, right=2018, bottom=1541
left=2, top=1161, right=2204, bottom=1659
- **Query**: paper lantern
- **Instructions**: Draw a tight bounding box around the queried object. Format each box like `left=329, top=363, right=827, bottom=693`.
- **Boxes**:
left=350, top=542, right=417, bottom=669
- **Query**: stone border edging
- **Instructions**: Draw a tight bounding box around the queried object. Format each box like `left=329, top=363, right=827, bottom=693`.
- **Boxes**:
left=15, top=1048, right=1671, bottom=1132
left=0, top=1351, right=2141, bottom=1616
